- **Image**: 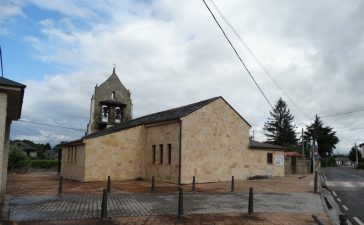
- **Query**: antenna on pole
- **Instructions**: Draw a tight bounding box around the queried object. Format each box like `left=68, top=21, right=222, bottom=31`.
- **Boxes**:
left=0, top=45, right=4, bottom=77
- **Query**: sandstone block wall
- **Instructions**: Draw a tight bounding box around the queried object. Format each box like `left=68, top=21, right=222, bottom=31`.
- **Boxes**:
left=180, top=98, right=250, bottom=184
left=61, top=144, right=86, bottom=181
left=144, top=121, right=180, bottom=183
left=285, top=157, right=309, bottom=175
left=245, top=149, right=285, bottom=177
left=83, top=125, right=144, bottom=181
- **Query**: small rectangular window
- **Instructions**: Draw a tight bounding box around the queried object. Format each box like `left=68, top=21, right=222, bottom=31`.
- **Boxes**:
left=267, top=153, right=273, bottom=164
left=74, top=146, right=78, bottom=164
left=160, top=144, right=163, bottom=164
left=67, top=147, right=71, bottom=163
left=168, top=144, right=172, bottom=164
left=152, top=145, right=156, bottom=164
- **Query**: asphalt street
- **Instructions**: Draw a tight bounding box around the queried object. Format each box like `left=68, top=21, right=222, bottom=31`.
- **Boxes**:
left=322, top=167, right=364, bottom=225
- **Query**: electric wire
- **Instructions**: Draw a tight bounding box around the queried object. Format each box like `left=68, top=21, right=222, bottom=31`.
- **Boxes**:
left=202, top=0, right=274, bottom=109
left=207, top=0, right=310, bottom=118
left=16, top=119, right=86, bottom=131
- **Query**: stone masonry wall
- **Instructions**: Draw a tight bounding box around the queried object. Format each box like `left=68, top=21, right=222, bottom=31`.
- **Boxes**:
left=180, top=98, right=250, bottom=184
left=144, top=121, right=180, bottom=183
left=83, top=125, right=144, bottom=181
left=285, top=157, right=309, bottom=175
left=245, top=149, right=285, bottom=177
left=93, top=73, right=132, bottom=124
left=61, top=144, right=86, bottom=181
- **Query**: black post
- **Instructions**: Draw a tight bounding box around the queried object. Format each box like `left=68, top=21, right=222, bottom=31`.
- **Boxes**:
left=192, top=176, right=196, bottom=192
left=101, top=189, right=108, bottom=219
left=107, top=176, right=111, bottom=193
left=339, top=214, right=348, bottom=225
left=151, top=176, right=156, bottom=193
left=58, top=176, right=64, bottom=194
left=248, top=187, right=253, bottom=214
left=314, top=171, right=318, bottom=193
left=57, top=149, right=62, bottom=173
left=177, top=188, right=184, bottom=217
left=231, top=176, right=235, bottom=192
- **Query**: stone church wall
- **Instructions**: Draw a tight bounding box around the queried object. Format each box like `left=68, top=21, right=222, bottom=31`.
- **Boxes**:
left=144, top=121, right=180, bottom=183
left=61, top=144, right=86, bottom=181
left=180, top=98, right=250, bottom=184
left=83, top=125, right=144, bottom=181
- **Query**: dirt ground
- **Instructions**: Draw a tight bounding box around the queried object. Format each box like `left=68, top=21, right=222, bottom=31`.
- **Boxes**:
left=6, top=172, right=314, bottom=196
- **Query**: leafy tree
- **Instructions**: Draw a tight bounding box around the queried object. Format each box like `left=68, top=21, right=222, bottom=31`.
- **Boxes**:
left=8, top=146, right=29, bottom=171
left=348, top=146, right=362, bottom=162
left=44, top=143, right=51, bottom=151
left=263, top=98, right=298, bottom=146
left=304, top=116, right=339, bottom=157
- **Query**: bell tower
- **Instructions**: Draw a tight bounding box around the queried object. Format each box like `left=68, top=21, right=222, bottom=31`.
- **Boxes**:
left=86, top=68, right=133, bottom=134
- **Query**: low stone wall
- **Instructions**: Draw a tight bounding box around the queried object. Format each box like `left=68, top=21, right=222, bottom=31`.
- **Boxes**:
left=285, top=157, right=310, bottom=175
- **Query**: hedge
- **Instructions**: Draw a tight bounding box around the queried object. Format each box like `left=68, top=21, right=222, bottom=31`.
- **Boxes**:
left=29, top=160, right=58, bottom=169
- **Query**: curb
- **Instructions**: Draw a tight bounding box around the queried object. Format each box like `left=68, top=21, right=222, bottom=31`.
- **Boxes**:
left=319, top=170, right=352, bottom=225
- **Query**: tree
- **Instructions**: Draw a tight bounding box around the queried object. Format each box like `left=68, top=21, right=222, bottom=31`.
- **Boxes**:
left=304, top=115, right=339, bottom=157
left=263, top=98, right=298, bottom=146
left=348, top=145, right=362, bottom=162
left=8, top=146, right=29, bottom=171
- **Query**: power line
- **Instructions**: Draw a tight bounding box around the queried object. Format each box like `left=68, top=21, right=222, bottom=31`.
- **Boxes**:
left=320, top=107, right=364, bottom=118
left=207, top=0, right=310, bottom=118
left=337, top=127, right=364, bottom=132
left=202, top=0, right=274, bottom=109
left=16, top=119, right=86, bottom=132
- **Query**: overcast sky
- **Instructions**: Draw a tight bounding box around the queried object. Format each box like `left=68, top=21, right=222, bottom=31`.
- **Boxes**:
left=1, top=0, right=364, bottom=153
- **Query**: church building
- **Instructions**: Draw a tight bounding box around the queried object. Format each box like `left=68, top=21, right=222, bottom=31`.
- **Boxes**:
left=60, top=69, right=286, bottom=184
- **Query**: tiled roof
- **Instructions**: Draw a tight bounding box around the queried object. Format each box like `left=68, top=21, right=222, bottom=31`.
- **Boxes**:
left=84, top=96, right=221, bottom=139
left=0, top=77, right=26, bottom=88
left=249, top=139, right=286, bottom=151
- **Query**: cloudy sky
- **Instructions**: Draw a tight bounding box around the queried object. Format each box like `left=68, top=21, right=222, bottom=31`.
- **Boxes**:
left=1, top=0, right=364, bottom=153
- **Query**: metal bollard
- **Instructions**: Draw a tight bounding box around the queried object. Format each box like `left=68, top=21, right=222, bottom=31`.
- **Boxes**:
left=192, top=176, right=196, bottom=192
left=339, top=214, right=348, bottom=225
left=177, top=188, right=184, bottom=217
left=58, top=176, right=64, bottom=195
left=101, top=189, right=108, bottom=219
left=231, top=176, right=235, bottom=192
left=248, top=187, right=253, bottom=214
left=314, top=171, right=318, bottom=193
left=107, top=176, right=111, bottom=193
left=151, top=176, right=156, bottom=193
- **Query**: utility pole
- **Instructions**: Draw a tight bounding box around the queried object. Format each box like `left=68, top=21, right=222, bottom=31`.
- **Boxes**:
left=313, top=121, right=317, bottom=171
left=355, top=142, right=359, bottom=165
left=301, top=128, right=304, bottom=158
left=252, top=130, right=255, bottom=140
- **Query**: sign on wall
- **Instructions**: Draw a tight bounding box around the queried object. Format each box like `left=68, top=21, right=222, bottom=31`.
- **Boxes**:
left=274, top=156, right=284, bottom=166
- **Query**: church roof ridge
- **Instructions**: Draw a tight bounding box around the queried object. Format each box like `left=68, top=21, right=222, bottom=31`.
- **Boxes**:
left=84, top=96, right=222, bottom=139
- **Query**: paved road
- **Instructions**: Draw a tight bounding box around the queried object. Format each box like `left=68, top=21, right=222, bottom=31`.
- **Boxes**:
left=322, top=167, right=364, bottom=225
left=8, top=192, right=323, bottom=221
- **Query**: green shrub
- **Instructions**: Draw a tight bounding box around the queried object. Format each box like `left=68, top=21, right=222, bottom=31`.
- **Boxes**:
left=321, top=157, right=337, bottom=167
left=8, top=147, right=30, bottom=171
left=29, top=160, right=58, bottom=169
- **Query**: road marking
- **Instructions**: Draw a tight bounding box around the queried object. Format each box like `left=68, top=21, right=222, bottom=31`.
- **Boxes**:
left=353, top=217, right=364, bottom=225
left=337, top=198, right=341, bottom=202
left=325, top=181, right=364, bottom=188
left=332, top=191, right=337, bottom=197
left=342, top=205, right=349, bottom=211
